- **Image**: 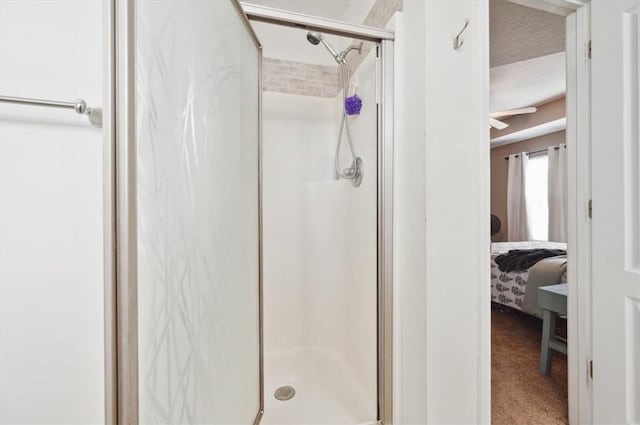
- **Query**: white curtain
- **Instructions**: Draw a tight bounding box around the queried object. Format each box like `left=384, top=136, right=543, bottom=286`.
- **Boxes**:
left=548, top=144, right=568, bottom=242
left=507, top=153, right=530, bottom=241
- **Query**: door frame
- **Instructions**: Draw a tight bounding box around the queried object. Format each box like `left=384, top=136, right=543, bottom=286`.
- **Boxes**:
left=489, top=1, right=592, bottom=424
left=103, top=0, right=117, bottom=422
left=239, top=4, right=396, bottom=424
left=565, top=4, right=592, bottom=424
left=105, top=0, right=138, bottom=423
left=232, top=3, right=265, bottom=424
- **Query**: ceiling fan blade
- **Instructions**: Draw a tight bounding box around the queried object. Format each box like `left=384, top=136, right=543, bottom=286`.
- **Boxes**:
left=489, top=107, right=537, bottom=118
left=489, top=117, right=509, bottom=130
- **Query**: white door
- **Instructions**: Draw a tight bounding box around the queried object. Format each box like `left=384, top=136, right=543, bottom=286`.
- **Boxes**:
left=591, top=1, right=640, bottom=423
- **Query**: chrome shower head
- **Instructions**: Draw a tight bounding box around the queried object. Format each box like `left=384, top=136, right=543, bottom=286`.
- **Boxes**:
left=306, top=31, right=341, bottom=63
left=306, top=32, right=322, bottom=45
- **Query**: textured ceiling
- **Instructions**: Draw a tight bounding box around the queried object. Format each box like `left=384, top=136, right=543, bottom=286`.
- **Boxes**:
left=490, top=0, right=565, bottom=67
left=490, top=0, right=566, bottom=131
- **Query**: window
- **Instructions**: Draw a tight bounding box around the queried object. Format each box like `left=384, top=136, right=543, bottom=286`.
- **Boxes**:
left=525, top=154, right=549, bottom=241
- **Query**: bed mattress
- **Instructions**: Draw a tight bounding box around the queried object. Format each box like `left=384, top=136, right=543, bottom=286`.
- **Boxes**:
left=491, top=241, right=567, bottom=315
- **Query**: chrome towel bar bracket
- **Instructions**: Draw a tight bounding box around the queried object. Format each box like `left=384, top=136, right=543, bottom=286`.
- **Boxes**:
left=0, top=95, right=103, bottom=128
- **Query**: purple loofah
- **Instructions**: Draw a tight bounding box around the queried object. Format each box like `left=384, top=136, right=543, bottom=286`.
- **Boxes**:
left=345, top=94, right=362, bottom=115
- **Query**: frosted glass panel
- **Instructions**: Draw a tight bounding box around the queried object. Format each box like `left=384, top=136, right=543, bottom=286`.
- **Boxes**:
left=135, top=1, right=260, bottom=423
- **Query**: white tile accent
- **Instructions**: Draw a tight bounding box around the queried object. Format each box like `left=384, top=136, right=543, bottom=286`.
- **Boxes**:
left=263, top=58, right=340, bottom=97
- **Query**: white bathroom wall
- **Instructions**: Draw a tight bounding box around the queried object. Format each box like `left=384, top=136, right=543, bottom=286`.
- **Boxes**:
left=261, top=90, right=374, bottom=423
left=422, top=1, right=491, bottom=423
left=393, top=2, right=490, bottom=423
left=392, top=6, right=428, bottom=424
left=0, top=1, right=105, bottom=424
left=263, top=90, right=378, bottom=364
left=262, top=92, right=337, bottom=354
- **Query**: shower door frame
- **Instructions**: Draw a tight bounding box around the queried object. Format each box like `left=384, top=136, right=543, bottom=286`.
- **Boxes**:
left=106, top=0, right=264, bottom=423
left=240, top=5, right=396, bottom=424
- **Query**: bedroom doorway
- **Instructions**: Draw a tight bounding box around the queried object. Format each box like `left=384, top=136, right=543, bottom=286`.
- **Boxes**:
left=488, top=1, right=571, bottom=423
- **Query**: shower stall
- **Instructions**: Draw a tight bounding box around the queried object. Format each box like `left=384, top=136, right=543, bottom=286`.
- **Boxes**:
left=248, top=7, right=394, bottom=422
left=107, top=1, right=394, bottom=424
left=259, top=26, right=375, bottom=425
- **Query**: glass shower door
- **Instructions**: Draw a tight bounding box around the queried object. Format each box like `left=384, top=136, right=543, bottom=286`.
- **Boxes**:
left=134, top=1, right=261, bottom=423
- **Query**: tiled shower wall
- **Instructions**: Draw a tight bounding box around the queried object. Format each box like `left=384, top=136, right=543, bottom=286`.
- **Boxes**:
left=263, top=58, right=340, bottom=97
left=262, top=0, right=402, bottom=98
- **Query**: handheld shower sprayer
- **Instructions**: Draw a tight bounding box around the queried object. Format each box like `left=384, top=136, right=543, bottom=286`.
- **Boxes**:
left=305, top=31, right=364, bottom=187
left=306, top=32, right=363, bottom=65
left=306, top=32, right=342, bottom=63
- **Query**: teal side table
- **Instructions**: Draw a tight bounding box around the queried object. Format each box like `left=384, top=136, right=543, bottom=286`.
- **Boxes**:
left=538, top=283, right=568, bottom=376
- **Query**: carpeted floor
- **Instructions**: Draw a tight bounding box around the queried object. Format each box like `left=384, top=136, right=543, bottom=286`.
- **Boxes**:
left=492, top=307, right=568, bottom=425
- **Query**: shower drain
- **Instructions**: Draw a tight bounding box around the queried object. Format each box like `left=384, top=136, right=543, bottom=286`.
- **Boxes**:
left=274, top=385, right=296, bottom=401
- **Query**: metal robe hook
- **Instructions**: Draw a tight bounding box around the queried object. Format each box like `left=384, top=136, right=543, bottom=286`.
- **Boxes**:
left=453, top=19, right=470, bottom=50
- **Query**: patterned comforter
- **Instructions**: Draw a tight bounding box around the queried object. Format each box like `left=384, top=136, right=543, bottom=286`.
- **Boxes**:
left=491, top=241, right=567, bottom=314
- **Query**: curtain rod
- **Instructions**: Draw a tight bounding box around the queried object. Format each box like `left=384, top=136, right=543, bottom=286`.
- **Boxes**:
left=503, top=145, right=564, bottom=160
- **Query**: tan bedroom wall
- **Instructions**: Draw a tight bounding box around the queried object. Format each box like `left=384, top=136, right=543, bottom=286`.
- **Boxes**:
left=490, top=130, right=566, bottom=241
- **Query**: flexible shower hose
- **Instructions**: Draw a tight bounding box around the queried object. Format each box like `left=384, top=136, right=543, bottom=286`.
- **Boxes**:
left=335, top=60, right=361, bottom=182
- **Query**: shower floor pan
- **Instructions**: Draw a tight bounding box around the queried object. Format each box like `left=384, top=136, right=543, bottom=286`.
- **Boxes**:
left=261, top=348, right=376, bottom=425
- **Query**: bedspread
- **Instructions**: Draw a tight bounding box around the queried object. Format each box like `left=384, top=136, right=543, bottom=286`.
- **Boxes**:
left=490, top=241, right=567, bottom=317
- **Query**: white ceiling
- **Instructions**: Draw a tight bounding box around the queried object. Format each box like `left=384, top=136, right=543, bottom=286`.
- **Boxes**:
left=491, top=52, right=566, bottom=112
left=491, top=118, right=566, bottom=145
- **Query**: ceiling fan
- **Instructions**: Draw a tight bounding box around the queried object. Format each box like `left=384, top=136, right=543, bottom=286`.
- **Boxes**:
left=488, top=107, right=537, bottom=129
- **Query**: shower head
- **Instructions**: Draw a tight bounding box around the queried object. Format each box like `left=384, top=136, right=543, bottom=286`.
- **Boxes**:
left=306, top=31, right=341, bottom=63
left=306, top=32, right=322, bottom=45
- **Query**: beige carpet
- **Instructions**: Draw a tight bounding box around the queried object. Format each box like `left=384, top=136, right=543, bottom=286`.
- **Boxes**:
left=492, top=307, right=568, bottom=425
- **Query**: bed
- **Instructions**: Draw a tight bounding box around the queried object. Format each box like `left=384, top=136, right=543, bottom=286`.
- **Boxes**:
left=491, top=241, right=567, bottom=318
